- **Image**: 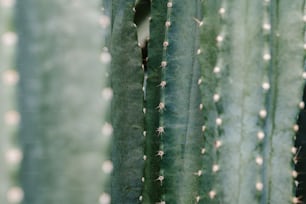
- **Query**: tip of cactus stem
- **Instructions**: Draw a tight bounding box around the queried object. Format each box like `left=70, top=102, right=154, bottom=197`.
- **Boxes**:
left=7, top=187, right=24, bottom=203
left=102, top=160, right=113, bottom=174
left=209, top=190, right=216, bottom=199
left=157, top=126, right=165, bottom=135
left=2, top=69, right=19, bottom=86
left=255, top=156, right=263, bottom=166
left=256, top=182, right=263, bottom=191
left=259, top=109, right=267, bottom=119
left=293, top=124, right=299, bottom=132
left=213, top=66, right=221, bottom=74
left=99, top=193, right=111, bottom=204
left=194, top=170, right=203, bottom=176
left=219, top=8, right=226, bottom=15
left=257, top=131, right=265, bottom=140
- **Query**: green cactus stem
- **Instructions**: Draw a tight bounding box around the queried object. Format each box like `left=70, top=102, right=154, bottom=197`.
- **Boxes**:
left=16, top=0, right=110, bottom=203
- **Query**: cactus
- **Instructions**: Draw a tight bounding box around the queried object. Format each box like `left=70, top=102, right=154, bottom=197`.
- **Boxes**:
left=0, top=0, right=304, bottom=204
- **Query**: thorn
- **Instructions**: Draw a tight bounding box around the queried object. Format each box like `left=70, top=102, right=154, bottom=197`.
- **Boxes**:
left=256, top=182, right=263, bottom=191
left=201, top=148, right=206, bottom=154
left=215, top=140, right=222, bottom=149
left=143, top=155, right=147, bottom=160
left=299, top=101, right=305, bottom=109
left=157, top=150, right=164, bottom=159
left=167, top=1, right=173, bottom=8
left=263, top=53, right=271, bottom=61
left=193, top=17, right=204, bottom=26
left=255, top=156, right=263, bottom=166
left=209, top=190, right=216, bottom=199
left=259, top=109, right=267, bottom=119
left=213, top=94, right=220, bottom=102
left=156, top=175, right=164, bottom=185
left=257, top=131, right=265, bottom=140
left=293, top=124, right=299, bottom=132
left=212, top=164, right=219, bottom=173
left=199, top=103, right=203, bottom=110
left=194, top=170, right=202, bottom=176
left=216, top=117, right=222, bottom=126
left=216, top=35, right=224, bottom=42
left=157, top=102, right=165, bottom=112
left=197, top=49, right=202, bottom=55
left=165, top=20, right=171, bottom=27
left=159, top=81, right=167, bottom=88
left=219, top=7, right=226, bottom=14
left=157, top=126, right=165, bottom=136
left=213, top=66, right=221, bottom=73
left=292, top=170, right=298, bottom=178
left=195, top=195, right=200, bottom=203
left=201, top=125, right=206, bottom=132
left=161, top=61, right=167, bottom=68
left=262, top=82, right=270, bottom=91
left=163, top=41, right=169, bottom=47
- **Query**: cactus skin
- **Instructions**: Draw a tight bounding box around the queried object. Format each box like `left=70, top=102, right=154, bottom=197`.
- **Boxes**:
left=198, top=0, right=305, bottom=203
left=154, top=0, right=204, bottom=203
left=110, top=1, right=144, bottom=203
left=16, top=1, right=110, bottom=203
left=0, top=1, right=21, bottom=204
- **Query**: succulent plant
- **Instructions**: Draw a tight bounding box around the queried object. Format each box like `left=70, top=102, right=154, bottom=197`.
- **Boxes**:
left=0, top=0, right=305, bottom=203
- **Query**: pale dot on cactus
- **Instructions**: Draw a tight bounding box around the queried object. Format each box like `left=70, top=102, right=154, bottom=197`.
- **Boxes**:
left=216, top=35, right=223, bottom=42
left=101, top=88, right=113, bottom=101
left=197, top=49, right=202, bottom=55
left=212, top=164, right=219, bottom=172
left=299, top=101, right=305, bottom=109
left=219, top=7, right=225, bottom=14
left=197, top=78, right=202, bottom=85
left=293, top=124, right=299, bottom=132
left=256, top=182, right=263, bottom=191
left=142, top=86, right=145, bottom=92
left=160, top=80, right=167, bottom=88
left=163, top=41, right=169, bottom=47
left=199, top=103, right=203, bottom=110
left=143, top=131, right=146, bottom=136
left=2, top=69, right=19, bottom=86
left=165, top=20, right=171, bottom=27
left=100, top=51, right=111, bottom=63
left=264, top=0, right=270, bottom=2
left=213, top=94, right=220, bottom=102
left=213, top=66, right=221, bottom=73
left=157, top=150, right=164, bottom=158
left=157, top=102, right=165, bottom=111
left=102, top=160, right=113, bottom=174
left=201, top=148, right=206, bottom=154
left=99, top=193, right=111, bottom=204
left=303, top=43, right=306, bottom=50
left=209, top=190, right=216, bottom=199
left=167, top=1, right=172, bottom=8
left=292, top=170, right=298, bottom=178
left=202, top=125, right=206, bottom=132
left=263, top=53, right=271, bottom=61
left=259, top=109, right=267, bottom=118
left=302, top=72, right=306, bottom=79
left=133, top=23, right=137, bottom=28
left=291, top=147, right=297, bottom=154
left=0, top=0, right=15, bottom=7
left=292, top=197, right=301, bottom=204
left=1, top=31, right=17, bottom=46
left=99, top=15, right=110, bottom=28
left=5, top=148, right=23, bottom=165
left=303, top=15, right=306, bottom=22
left=157, top=126, right=165, bottom=135
left=256, top=156, right=263, bottom=166
left=194, top=170, right=202, bottom=176
left=262, top=82, right=270, bottom=90
left=143, top=108, right=146, bottom=114
left=143, top=155, right=147, bottom=160
left=216, top=117, right=222, bottom=126
left=257, top=131, right=265, bottom=140
left=295, top=181, right=299, bottom=187
left=161, top=61, right=167, bottom=67
left=157, top=175, right=164, bottom=184
left=101, top=123, right=113, bottom=136
left=141, top=177, right=145, bottom=182
left=4, top=110, right=20, bottom=126
left=263, top=23, right=271, bottom=31
left=215, top=140, right=222, bottom=149
left=195, top=196, right=200, bottom=203
left=132, top=7, right=136, bottom=12
left=139, top=196, right=143, bottom=201
left=7, top=187, right=24, bottom=203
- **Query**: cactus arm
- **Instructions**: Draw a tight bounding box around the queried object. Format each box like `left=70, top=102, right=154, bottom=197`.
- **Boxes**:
left=266, top=1, right=304, bottom=203
left=142, top=0, right=167, bottom=203
left=0, top=1, right=21, bottom=204
left=16, top=1, right=108, bottom=203
left=110, top=1, right=144, bottom=203
left=157, top=0, right=204, bottom=203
